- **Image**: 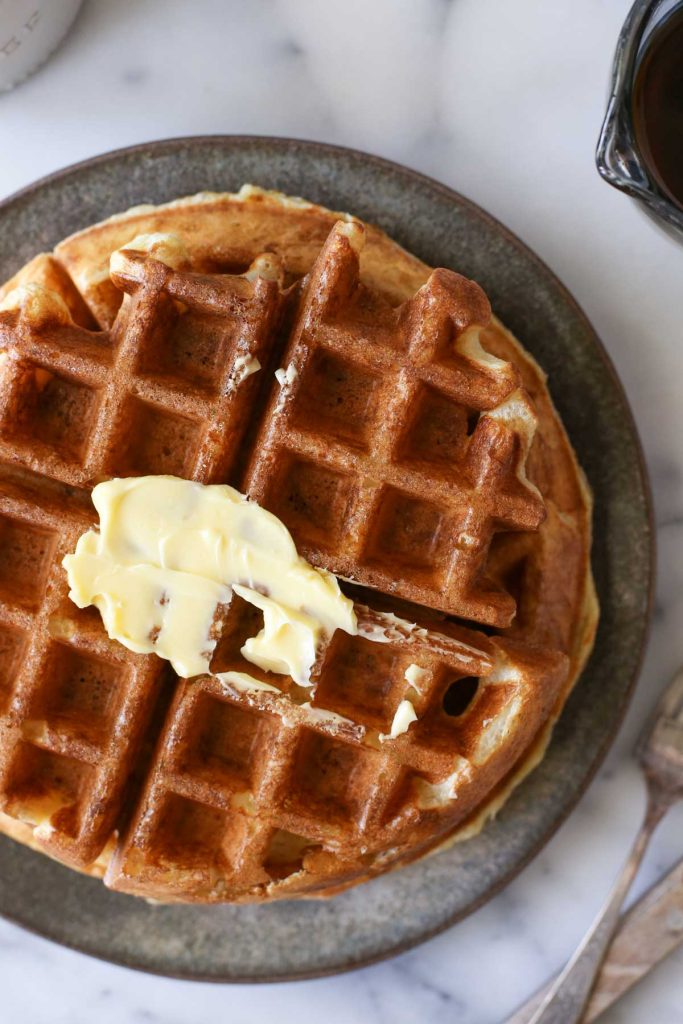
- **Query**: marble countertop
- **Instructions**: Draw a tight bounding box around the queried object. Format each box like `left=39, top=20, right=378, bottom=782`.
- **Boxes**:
left=2, top=0, right=682, bottom=1021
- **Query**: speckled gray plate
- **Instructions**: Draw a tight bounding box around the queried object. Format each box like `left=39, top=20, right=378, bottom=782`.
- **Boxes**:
left=0, top=137, right=653, bottom=981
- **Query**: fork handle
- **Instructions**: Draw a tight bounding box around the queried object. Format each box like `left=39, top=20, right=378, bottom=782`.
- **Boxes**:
left=525, top=797, right=668, bottom=1024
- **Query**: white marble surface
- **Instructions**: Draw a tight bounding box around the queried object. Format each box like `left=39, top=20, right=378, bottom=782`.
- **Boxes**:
left=1, top=0, right=682, bottom=1021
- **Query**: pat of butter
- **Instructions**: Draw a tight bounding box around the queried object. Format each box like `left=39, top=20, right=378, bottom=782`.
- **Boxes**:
left=63, top=476, right=356, bottom=682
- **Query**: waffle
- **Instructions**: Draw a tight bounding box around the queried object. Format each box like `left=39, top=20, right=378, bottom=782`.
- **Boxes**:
left=0, top=188, right=597, bottom=902
left=46, top=185, right=431, bottom=328
left=244, top=220, right=544, bottom=628
left=0, top=247, right=288, bottom=867
left=110, top=605, right=565, bottom=902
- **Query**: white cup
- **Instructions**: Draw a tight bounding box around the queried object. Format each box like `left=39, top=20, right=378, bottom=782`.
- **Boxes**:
left=0, top=0, right=83, bottom=92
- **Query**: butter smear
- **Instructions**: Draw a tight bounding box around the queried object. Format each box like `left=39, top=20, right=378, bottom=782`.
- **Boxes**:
left=63, top=476, right=356, bottom=683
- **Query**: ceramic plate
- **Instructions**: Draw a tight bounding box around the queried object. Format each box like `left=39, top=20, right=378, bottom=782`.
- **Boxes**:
left=0, top=137, right=653, bottom=981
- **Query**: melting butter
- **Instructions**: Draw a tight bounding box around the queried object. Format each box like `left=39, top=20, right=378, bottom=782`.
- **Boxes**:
left=216, top=670, right=280, bottom=694
left=404, top=663, right=429, bottom=693
left=380, top=699, right=418, bottom=742
left=232, top=354, right=261, bottom=387
left=63, top=476, right=356, bottom=682
left=275, top=363, right=297, bottom=387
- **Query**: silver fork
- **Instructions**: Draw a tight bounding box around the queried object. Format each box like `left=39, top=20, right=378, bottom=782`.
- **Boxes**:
left=515, top=666, right=683, bottom=1024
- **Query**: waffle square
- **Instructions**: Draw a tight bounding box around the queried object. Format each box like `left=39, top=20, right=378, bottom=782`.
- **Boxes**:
left=245, top=223, right=545, bottom=628
left=108, top=603, right=566, bottom=901
left=0, top=253, right=287, bottom=865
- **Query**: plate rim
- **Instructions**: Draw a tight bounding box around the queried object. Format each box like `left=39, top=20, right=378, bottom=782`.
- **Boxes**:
left=0, top=134, right=655, bottom=983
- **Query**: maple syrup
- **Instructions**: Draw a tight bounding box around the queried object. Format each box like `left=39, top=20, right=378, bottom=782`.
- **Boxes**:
left=632, top=3, right=683, bottom=209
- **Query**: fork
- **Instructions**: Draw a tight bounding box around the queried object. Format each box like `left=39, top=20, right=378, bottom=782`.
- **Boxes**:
left=518, top=666, right=683, bottom=1024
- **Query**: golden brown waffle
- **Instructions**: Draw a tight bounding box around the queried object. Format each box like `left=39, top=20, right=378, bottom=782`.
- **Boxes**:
left=245, top=221, right=544, bottom=628
left=0, top=244, right=284, bottom=488
left=109, top=603, right=565, bottom=902
left=0, top=456, right=168, bottom=868
left=0, top=189, right=596, bottom=902
left=0, top=252, right=286, bottom=867
left=44, top=186, right=432, bottom=328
